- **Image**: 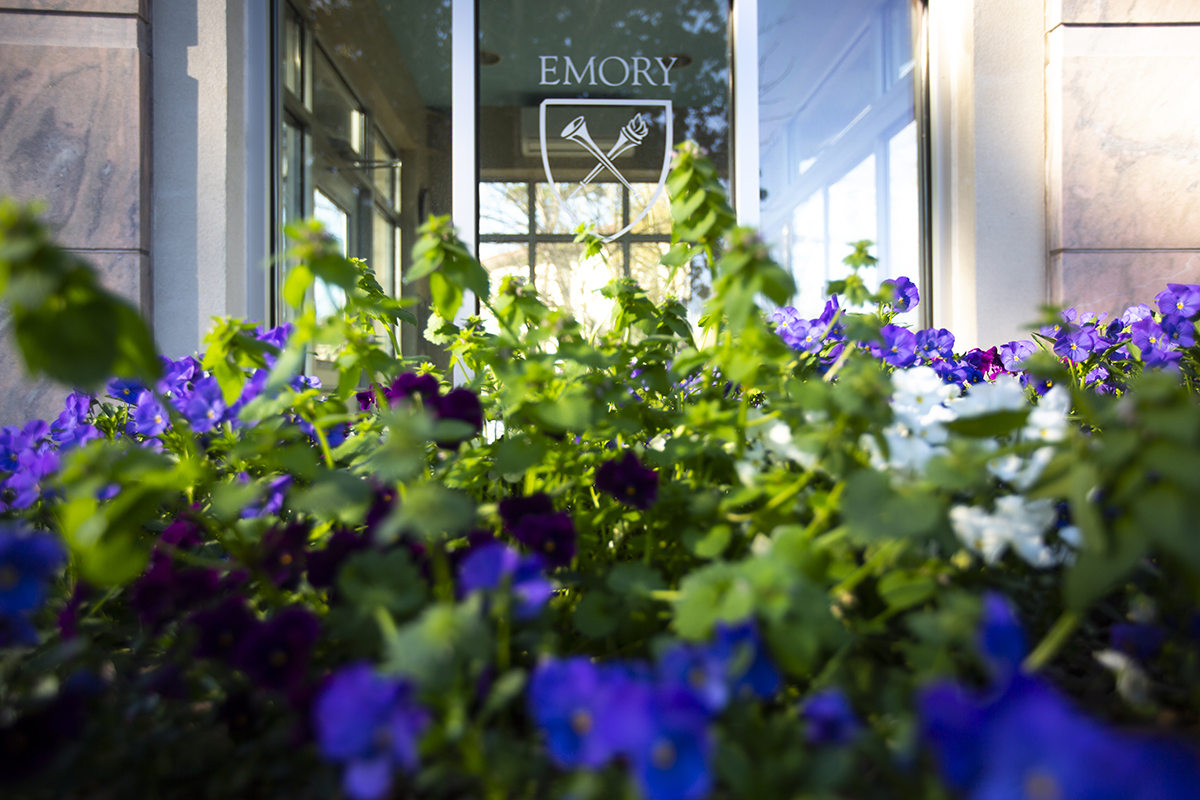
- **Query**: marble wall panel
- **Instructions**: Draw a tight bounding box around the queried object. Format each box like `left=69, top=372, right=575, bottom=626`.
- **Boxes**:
left=0, top=250, right=149, bottom=426
left=0, top=32, right=147, bottom=251
left=1051, top=26, right=1200, bottom=252
left=1052, top=249, right=1200, bottom=319
left=1051, top=0, right=1200, bottom=26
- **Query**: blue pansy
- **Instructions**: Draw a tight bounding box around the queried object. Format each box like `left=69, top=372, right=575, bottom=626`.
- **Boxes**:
left=0, top=526, right=66, bottom=615
left=314, top=662, right=429, bottom=800
left=801, top=688, right=861, bottom=745
left=631, top=687, right=713, bottom=800
left=457, top=542, right=552, bottom=619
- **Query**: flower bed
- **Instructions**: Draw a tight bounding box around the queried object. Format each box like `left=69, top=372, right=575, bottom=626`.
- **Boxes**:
left=0, top=147, right=1199, bottom=800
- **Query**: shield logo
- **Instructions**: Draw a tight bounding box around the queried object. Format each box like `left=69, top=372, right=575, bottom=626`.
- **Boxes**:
left=539, top=98, right=673, bottom=242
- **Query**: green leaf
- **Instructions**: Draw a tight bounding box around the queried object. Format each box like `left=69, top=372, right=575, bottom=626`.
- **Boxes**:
left=606, top=563, right=666, bottom=597
left=428, top=271, right=463, bottom=321
left=574, top=592, right=617, bottom=637
left=338, top=549, right=427, bottom=617
left=284, top=264, right=314, bottom=308
left=289, top=469, right=372, bottom=525
left=494, top=434, right=549, bottom=475
left=945, top=410, right=1030, bottom=438
left=877, top=570, right=936, bottom=612
left=385, top=483, right=475, bottom=541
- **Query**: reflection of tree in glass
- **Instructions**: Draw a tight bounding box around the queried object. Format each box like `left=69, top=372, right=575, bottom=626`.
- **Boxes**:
left=534, top=244, right=623, bottom=334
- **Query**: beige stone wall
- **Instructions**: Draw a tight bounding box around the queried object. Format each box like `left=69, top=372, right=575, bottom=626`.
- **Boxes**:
left=1047, top=1, right=1200, bottom=319
left=0, top=0, right=150, bottom=425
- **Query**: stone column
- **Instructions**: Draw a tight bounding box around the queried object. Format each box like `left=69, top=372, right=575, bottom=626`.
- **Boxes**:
left=0, top=0, right=151, bottom=425
left=1047, top=1, right=1200, bottom=319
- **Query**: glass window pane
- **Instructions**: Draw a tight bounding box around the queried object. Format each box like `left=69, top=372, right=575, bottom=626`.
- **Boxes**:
left=480, top=0, right=730, bottom=249
left=533, top=243, right=622, bottom=333
left=630, top=183, right=671, bottom=235
left=535, top=182, right=620, bottom=236
left=480, top=182, right=529, bottom=235
left=284, top=6, right=304, bottom=99
left=313, top=48, right=363, bottom=157
left=759, top=0, right=919, bottom=306
left=372, top=130, right=399, bottom=210
left=314, top=190, right=348, bottom=320
left=372, top=208, right=395, bottom=296
left=281, top=118, right=304, bottom=226
left=629, top=243, right=689, bottom=304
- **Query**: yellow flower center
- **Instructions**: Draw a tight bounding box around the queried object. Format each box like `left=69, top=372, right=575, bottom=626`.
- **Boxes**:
left=651, top=739, right=677, bottom=770
left=570, top=709, right=593, bottom=735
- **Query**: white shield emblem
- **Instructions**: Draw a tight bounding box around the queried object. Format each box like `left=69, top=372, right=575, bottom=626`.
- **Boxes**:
left=539, top=98, right=673, bottom=242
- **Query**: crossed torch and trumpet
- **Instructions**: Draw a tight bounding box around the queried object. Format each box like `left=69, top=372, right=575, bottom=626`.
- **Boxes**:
left=560, top=113, right=649, bottom=198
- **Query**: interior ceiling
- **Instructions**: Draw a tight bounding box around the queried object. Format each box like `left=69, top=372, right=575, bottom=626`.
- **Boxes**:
left=375, top=0, right=729, bottom=109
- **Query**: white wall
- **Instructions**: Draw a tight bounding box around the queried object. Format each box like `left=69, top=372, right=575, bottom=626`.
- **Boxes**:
left=929, top=0, right=1047, bottom=350
left=152, top=0, right=269, bottom=358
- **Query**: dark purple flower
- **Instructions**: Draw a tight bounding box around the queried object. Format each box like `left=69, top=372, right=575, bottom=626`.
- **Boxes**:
left=356, top=385, right=379, bottom=411
left=131, top=390, right=169, bottom=436
left=630, top=687, right=713, bottom=800
left=1111, top=623, right=1167, bottom=662
left=160, top=518, right=204, bottom=549
left=596, top=452, right=659, bottom=510
left=917, top=328, right=956, bottom=363
left=259, top=521, right=310, bottom=589
left=57, top=582, right=91, bottom=641
left=871, top=324, right=918, bottom=368
left=1160, top=313, right=1195, bottom=348
left=220, top=690, right=258, bottom=740
left=190, top=596, right=260, bottom=662
left=314, top=663, right=430, bottom=800
left=129, top=552, right=220, bottom=628
left=385, top=373, right=440, bottom=407
left=236, top=607, right=320, bottom=694
left=499, top=493, right=555, bottom=530
left=457, top=542, right=553, bottom=619
left=365, top=483, right=399, bottom=533
left=510, top=512, right=577, bottom=568
left=964, top=346, right=1005, bottom=380
left=434, top=388, right=484, bottom=445
left=998, top=340, right=1036, bottom=372
left=0, top=684, right=89, bottom=785
left=184, top=376, right=229, bottom=433
left=801, top=689, right=861, bottom=745
left=0, top=527, right=66, bottom=614
left=1156, top=283, right=1200, bottom=319
left=882, top=276, right=919, bottom=312
left=307, top=529, right=370, bottom=590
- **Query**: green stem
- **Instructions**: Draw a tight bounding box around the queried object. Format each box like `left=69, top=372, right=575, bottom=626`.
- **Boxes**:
left=309, top=417, right=336, bottom=468
left=1022, top=610, right=1082, bottom=673
left=823, top=341, right=855, bottom=383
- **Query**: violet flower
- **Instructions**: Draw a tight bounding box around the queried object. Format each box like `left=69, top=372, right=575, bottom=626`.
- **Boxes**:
left=510, top=511, right=577, bottom=568
left=0, top=526, right=65, bottom=615
left=236, top=606, right=320, bottom=694
left=801, top=689, right=861, bottom=746
left=871, top=324, right=918, bottom=368
left=190, top=596, right=260, bottom=662
left=882, top=275, right=919, bottom=312
left=596, top=451, right=659, bottom=510
left=457, top=542, right=553, bottom=619
left=314, top=663, right=430, bottom=800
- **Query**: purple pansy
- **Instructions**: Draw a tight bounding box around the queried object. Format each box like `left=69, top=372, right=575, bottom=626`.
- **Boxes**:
left=184, top=376, right=229, bottom=433
left=510, top=511, right=577, bottom=569
left=1053, top=327, right=1099, bottom=363
left=801, top=689, right=862, bottom=746
left=917, top=328, right=956, bottom=363
left=1156, top=283, right=1200, bottom=319
left=307, top=529, right=370, bottom=590
left=314, top=663, right=430, bottom=800
left=190, top=596, right=260, bottom=662
left=132, top=390, right=170, bottom=436
left=595, top=451, right=659, bottom=510
left=4, top=449, right=60, bottom=510
left=236, top=606, right=320, bottom=694
left=1160, top=313, right=1195, bottom=348
left=870, top=324, right=918, bottom=368
left=0, top=527, right=66, bottom=615
left=882, top=276, right=919, bottom=312
left=457, top=542, right=553, bottom=619
left=998, top=340, right=1035, bottom=372
left=385, top=373, right=440, bottom=407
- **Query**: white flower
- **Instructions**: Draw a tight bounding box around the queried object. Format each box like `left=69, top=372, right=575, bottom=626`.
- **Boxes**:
left=950, top=495, right=1062, bottom=567
left=883, top=423, right=939, bottom=474
left=892, top=366, right=960, bottom=419
left=948, top=374, right=1028, bottom=417
left=987, top=445, right=1054, bottom=490
left=1023, top=385, right=1070, bottom=442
